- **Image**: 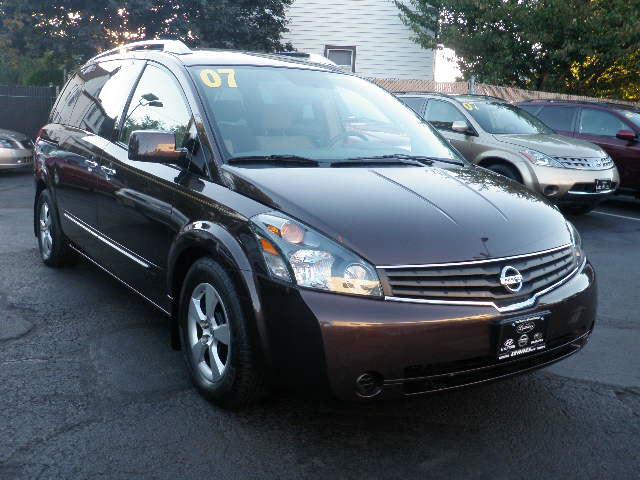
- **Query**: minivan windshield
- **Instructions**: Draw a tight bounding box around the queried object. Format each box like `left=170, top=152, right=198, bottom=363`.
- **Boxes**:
left=191, top=66, right=464, bottom=165
left=463, top=101, right=554, bottom=135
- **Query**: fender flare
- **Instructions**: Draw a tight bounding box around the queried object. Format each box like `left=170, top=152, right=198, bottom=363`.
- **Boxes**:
left=166, top=221, right=272, bottom=366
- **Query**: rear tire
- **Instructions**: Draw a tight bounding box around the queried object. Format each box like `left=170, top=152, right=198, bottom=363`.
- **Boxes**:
left=485, top=162, right=522, bottom=183
left=178, top=258, right=268, bottom=408
left=36, top=189, right=76, bottom=267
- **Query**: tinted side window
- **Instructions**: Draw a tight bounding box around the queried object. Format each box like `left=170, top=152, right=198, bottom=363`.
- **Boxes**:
left=121, top=64, right=192, bottom=149
left=537, top=106, right=577, bottom=131
left=50, top=75, right=82, bottom=125
left=399, top=97, right=426, bottom=115
left=424, top=100, right=467, bottom=131
left=65, top=60, right=142, bottom=138
left=579, top=108, right=628, bottom=137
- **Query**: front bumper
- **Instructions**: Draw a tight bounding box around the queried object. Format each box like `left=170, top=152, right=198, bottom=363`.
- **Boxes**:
left=528, top=165, right=619, bottom=205
left=0, top=149, right=33, bottom=170
left=260, top=260, right=596, bottom=401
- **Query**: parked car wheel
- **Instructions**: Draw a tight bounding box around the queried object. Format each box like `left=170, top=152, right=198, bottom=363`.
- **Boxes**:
left=485, top=162, right=522, bottom=183
left=36, top=190, right=76, bottom=267
left=178, top=258, right=268, bottom=408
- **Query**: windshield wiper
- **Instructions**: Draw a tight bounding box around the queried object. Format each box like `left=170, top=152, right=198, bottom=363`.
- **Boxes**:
left=333, top=154, right=432, bottom=167
left=227, top=155, right=319, bottom=167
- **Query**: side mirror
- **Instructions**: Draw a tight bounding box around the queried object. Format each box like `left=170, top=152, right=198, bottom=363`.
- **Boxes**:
left=616, top=130, right=637, bottom=142
left=452, top=120, right=475, bottom=135
left=128, top=130, right=188, bottom=166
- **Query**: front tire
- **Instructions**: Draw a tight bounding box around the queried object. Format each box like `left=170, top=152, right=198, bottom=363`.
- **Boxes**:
left=178, top=258, right=268, bottom=408
left=485, top=162, right=522, bottom=183
left=36, top=189, right=76, bottom=267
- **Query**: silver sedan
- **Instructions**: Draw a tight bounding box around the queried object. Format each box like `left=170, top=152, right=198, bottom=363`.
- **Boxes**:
left=0, top=129, right=34, bottom=171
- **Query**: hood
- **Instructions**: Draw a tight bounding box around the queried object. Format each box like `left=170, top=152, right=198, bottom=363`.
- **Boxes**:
left=494, top=134, right=604, bottom=158
left=225, top=165, right=571, bottom=266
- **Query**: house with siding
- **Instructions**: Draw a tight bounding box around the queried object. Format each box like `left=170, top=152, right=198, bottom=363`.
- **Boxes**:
left=282, top=0, right=435, bottom=80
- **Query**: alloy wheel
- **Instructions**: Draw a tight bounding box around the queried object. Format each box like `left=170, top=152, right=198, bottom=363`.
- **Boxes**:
left=39, top=201, right=53, bottom=259
left=187, top=282, right=231, bottom=381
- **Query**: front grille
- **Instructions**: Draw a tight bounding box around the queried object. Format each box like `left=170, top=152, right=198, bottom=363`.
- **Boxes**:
left=554, top=156, right=614, bottom=170
left=380, top=245, right=577, bottom=307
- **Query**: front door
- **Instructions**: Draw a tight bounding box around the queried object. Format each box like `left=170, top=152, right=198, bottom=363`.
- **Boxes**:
left=93, top=63, right=197, bottom=310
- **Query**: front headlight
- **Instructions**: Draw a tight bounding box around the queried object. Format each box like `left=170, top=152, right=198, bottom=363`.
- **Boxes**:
left=520, top=149, right=561, bottom=167
left=566, top=220, right=584, bottom=265
left=252, top=213, right=382, bottom=297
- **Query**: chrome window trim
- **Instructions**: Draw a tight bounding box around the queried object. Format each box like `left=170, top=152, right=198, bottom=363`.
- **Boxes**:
left=63, top=211, right=153, bottom=269
left=384, top=257, right=586, bottom=313
left=378, top=243, right=572, bottom=270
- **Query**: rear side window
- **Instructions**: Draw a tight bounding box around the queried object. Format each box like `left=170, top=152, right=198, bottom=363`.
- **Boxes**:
left=50, top=76, right=83, bottom=125
left=578, top=108, right=628, bottom=137
left=399, top=97, right=426, bottom=115
left=424, top=100, right=467, bottom=131
left=537, top=106, right=577, bottom=131
left=66, top=60, right=143, bottom=139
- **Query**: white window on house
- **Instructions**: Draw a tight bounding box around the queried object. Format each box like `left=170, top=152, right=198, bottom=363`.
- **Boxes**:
left=324, top=46, right=356, bottom=72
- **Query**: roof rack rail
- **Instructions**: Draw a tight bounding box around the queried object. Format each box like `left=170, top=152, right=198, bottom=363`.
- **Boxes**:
left=89, top=39, right=191, bottom=62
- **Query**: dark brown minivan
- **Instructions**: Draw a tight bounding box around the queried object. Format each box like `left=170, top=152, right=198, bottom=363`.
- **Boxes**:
left=519, top=100, right=640, bottom=195
left=34, top=40, right=596, bottom=407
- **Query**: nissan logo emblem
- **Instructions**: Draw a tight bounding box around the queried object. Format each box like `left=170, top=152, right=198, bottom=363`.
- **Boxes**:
left=500, top=266, right=523, bottom=293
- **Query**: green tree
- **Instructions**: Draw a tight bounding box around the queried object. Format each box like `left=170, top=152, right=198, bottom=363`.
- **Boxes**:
left=0, top=0, right=292, bottom=86
left=395, top=0, right=640, bottom=101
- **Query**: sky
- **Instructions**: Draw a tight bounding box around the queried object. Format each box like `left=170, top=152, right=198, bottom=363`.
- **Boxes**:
left=435, top=47, right=462, bottom=82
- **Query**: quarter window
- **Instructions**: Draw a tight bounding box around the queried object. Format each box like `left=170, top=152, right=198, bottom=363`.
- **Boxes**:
left=578, top=108, right=628, bottom=137
left=537, top=106, right=577, bottom=131
left=120, top=64, right=193, bottom=149
left=66, top=60, right=143, bottom=138
left=424, top=100, right=468, bottom=131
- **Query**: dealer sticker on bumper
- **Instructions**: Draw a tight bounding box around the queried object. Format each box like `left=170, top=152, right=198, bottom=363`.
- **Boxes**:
left=496, top=312, right=548, bottom=361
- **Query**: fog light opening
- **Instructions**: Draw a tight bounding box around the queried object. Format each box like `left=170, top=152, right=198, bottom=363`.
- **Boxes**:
left=355, top=371, right=383, bottom=398
left=543, top=185, right=559, bottom=197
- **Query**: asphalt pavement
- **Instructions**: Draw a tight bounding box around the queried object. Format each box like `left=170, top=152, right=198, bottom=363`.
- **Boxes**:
left=1, top=171, right=638, bottom=479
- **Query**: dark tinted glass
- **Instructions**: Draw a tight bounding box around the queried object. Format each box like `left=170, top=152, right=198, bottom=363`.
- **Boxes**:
left=424, top=100, right=467, bottom=131
left=537, top=106, right=577, bottom=131
left=579, top=108, right=628, bottom=137
left=66, top=60, right=143, bottom=138
left=50, top=75, right=83, bottom=125
left=121, top=64, right=193, bottom=149
left=399, top=97, right=426, bottom=115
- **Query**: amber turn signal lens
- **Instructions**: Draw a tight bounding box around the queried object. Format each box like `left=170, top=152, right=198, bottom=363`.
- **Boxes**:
left=260, top=237, right=279, bottom=256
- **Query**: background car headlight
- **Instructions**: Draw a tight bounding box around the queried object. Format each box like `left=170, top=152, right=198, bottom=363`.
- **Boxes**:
left=520, top=149, right=561, bottom=167
left=0, top=138, right=18, bottom=149
left=252, top=213, right=382, bottom=297
left=566, top=220, right=584, bottom=266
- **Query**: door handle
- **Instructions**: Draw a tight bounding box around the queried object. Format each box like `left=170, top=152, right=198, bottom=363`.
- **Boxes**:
left=85, top=159, right=98, bottom=168
left=100, top=165, right=117, bottom=176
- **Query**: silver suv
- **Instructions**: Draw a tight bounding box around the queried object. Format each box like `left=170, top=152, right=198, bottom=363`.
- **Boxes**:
left=398, top=93, right=619, bottom=213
